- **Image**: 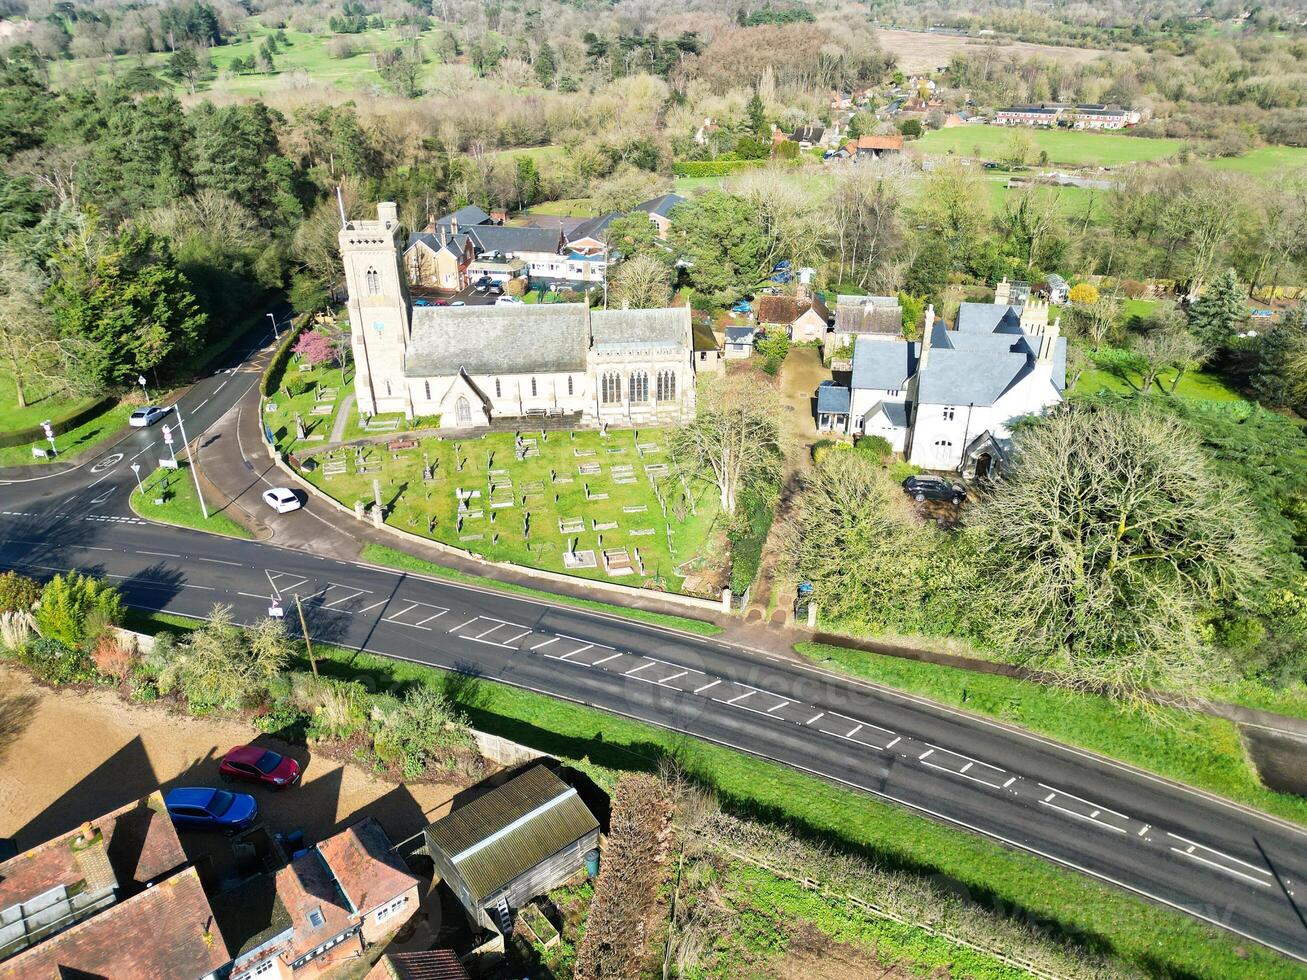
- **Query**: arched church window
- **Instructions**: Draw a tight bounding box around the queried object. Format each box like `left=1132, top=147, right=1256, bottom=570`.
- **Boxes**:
left=365, top=267, right=381, bottom=295
left=567, top=376, right=573, bottom=396
left=630, top=371, right=649, bottom=403
left=656, top=370, right=676, bottom=402
left=530, top=377, right=538, bottom=397
left=455, top=397, right=472, bottom=425
left=601, top=372, right=621, bottom=405
left=424, top=380, right=431, bottom=400
left=494, top=379, right=501, bottom=398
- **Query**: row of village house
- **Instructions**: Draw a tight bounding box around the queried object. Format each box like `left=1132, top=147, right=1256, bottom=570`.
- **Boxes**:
left=403, top=194, right=686, bottom=293
left=0, top=763, right=602, bottom=980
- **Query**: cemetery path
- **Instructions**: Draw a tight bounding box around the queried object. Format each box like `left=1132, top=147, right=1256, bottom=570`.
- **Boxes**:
left=329, top=391, right=355, bottom=444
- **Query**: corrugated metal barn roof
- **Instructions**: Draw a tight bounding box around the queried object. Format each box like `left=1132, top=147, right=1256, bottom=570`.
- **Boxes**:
left=425, top=766, right=599, bottom=903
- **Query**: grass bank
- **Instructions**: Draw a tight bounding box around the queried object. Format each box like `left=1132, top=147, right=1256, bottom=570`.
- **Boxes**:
left=0, top=401, right=134, bottom=468
left=361, top=543, right=723, bottom=636
left=121, top=607, right=1302, bottom=979
left=128, top=462, right=254, bottom=539
left=796, top=640, right=1307, bottom=827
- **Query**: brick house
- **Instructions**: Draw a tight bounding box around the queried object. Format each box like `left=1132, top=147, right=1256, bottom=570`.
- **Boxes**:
left=755, top=293, right=831, bottom=342
left=0, top=793, right=230, bottom=980
left=225, top=818, right=420, bottom=980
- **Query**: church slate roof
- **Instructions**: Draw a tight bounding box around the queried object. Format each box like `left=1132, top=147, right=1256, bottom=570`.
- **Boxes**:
left=591, top=307, right=688, bottom=351
left=851, top=338, right=917, bottom=390
left=407, top=304, right=590, bottom=377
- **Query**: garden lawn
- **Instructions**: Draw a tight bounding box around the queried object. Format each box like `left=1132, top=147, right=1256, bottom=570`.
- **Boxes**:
left=128, top=462, right=253, bottom=539
left=796, top=641, right=1307, bottom=828
left=983, top=179, right=1109, bottom=223
left=915, top=127, right=1184, bottom=167
left=360, top=543, right=723, bottom=636
left=300, top=428, right=721, bottom=592
left=0, top=401, right=134, bottom=468
left=0, top=373, right=101, bottom=437
left=263, top=364, right=350, bottom=454
left=1072, top=364, right=1243, bottom=401
left=525, top=198, right=599, bottom=217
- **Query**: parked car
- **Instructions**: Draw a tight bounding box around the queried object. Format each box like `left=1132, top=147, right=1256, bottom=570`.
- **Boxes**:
left=494, top=294, right=523, bottom=306
left=902, top=475, right=966, bottom=505
left=413, top=298, right=433, bottom=307
left=129, top=405, right=172, bottom=428
left=434, top=299, right=450, bottom=306
left=450, top=300, right=466, bottom=307
left=261, top=487, right=303, bottom=513
left=220, top=745, right=301, bottom=788
left=164, top=787, right=258, bottom=833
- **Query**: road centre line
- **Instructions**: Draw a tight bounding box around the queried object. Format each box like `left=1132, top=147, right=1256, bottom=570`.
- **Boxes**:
left=198, top=557, right=242, bottom=566
left=1168, top=847, right=1273, bottom=887
left=136, top=550, right=181, bottom=558
left=1038, top=799, right=1129, bottom=833
left=919, top=760, right=1010, bottom=790
left=1164, top=833, right=1272, bottom=876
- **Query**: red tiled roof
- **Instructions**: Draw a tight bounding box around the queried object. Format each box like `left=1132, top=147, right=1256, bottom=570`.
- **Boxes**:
left=0, top=793, right=186, bottom=911
left=755, top=295, right=799, bottom=324
left=0, top=867, right=228, bottom=980
left=845, top=135, right=904, bottom=153
left=368, top=950, right=470, bottom=980
left=277, top=851, right=357, bottom=960
left=317, top=818, right=418, bottom=916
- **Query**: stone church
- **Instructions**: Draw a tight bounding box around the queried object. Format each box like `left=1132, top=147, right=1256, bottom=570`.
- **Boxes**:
left=339, top=202, right=697, bottom=429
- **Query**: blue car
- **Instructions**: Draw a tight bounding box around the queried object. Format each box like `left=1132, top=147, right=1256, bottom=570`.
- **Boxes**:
left=164, top=787, right=259, bottom=833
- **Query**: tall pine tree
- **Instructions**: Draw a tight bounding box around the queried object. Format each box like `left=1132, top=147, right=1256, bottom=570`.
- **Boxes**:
left=1187, top=268, right=1246, bottom=350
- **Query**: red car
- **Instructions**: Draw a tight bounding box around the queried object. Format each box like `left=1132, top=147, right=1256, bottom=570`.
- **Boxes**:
left=219, top=745, right=301, bottom=789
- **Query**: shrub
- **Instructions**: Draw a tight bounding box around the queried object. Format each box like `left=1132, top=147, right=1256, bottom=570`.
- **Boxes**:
left=811, top=439, right=851, bottom=465
left=372, top=685, right=474, bottom=777
left=671, top=159, right=765, bottom=177
left=92, top=634, right=138, bottom=683
left=854, top=435, right=893, bottom=464
left=0, top=610, right=35, bottom=654
left=1068, top=283, right=1099, bottom=305
left=35, top=574, right=124, bottom=651
left=1121, top=280, right=1149, bottom=299
left=888, top=460, right=921, bottom=483
left=0, top=571, right=40, bottom=613
left=21, top=637, right=94, bottom=685
left=728, top=485, right=776, bottom=594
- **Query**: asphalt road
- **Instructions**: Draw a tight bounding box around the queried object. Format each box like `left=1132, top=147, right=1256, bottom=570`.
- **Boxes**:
left=2, top=321, right=1306, bottom=965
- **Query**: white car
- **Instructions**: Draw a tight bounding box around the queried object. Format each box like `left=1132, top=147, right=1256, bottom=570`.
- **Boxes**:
left=262, top=487, right=303, bottom=514
left=494, top=295, right=523, bottom=306
left=129, top=405, right=172, bottom=427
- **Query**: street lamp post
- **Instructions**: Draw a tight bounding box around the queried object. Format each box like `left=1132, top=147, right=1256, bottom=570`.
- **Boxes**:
left=267, top=312, right=279, bottom=343
left=172, top=406, right=210, bottom=520
left=129, top=462, right=144, bottom=496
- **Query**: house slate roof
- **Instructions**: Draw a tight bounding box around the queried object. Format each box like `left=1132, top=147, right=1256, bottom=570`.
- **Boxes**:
left=916, top=348, right=1033, bottom=406
left=0, top=866, right=228, bottom=980
left=724, top=326, right=755, bottom=344
left=789, top=125, right=825, bottom=143
left=870, top=399, right=910, bottom=427
left=590, top=306, right=688, bottom=352
left=466, top=224, right=564, bottom=256
left=851, top=338, right=917, bottom=391
left=954, top=303, right=1023, bottom=334
left=370, top=950, right=470, bottom=980
left=634, top=193, right=686, bottom=218
left=436, top=205, right=492, bottom=230
left=408, top=304, right=591, bottom=377
left=407, top=232, right=472, bottom=258
left=425, top=765, right=599, bottom=905
left=1045, top=273, right=1068, bottom=289
left=816, top=383, right=850, bottom=414
left=317, top=818, right=417, bottom=916
left=566, top=212, right=621, bottom=245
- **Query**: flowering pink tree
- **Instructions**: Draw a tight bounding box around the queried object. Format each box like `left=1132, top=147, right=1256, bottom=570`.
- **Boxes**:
left=293, top=329, right=336, bottom=367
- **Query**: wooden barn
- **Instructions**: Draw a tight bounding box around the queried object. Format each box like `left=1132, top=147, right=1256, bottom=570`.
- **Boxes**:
left=424, top=766, right=600, bottom=934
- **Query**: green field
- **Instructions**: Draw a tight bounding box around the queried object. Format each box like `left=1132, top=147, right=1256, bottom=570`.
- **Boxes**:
left=297, top=427, right=723, bottom=592
left=50, top=23, right=448, bottom=98
left=916, top=126, right=1184, bottom=166
left=129, top=462, right=254, bottom=539
left=1208, top=144, right=1307, bottom=176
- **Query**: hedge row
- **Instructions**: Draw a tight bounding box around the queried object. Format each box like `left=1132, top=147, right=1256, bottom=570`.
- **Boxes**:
left=671, top=159, right=767, bottom=177
left=0, top=396, right=117, bottom=450
left=261, top=314, right=310, bottom=398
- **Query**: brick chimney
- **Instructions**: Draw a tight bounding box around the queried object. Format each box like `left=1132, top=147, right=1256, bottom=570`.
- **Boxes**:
left=917, top=305, right=935, bottom=373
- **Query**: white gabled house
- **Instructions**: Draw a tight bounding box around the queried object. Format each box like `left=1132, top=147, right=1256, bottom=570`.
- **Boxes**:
left=833, top=299, right=1066, bottom=475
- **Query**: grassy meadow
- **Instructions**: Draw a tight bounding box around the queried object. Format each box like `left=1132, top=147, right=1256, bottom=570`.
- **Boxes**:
left=915, top=126, right=1185, bottom=166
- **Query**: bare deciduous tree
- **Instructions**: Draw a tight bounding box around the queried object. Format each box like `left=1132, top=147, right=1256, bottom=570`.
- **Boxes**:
left=966, top=405, right=1269, bottom=701
left=671, top=372, right=781, bottom=515
left=1132, top=326, right=1210, bottom=394
left=608, top=253, right=672, bottom=309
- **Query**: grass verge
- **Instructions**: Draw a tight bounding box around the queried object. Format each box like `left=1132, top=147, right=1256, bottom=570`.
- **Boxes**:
left=797, top=640, right=1307, bottom=827
left=118, top=607, right=1305, bottom=979
left=0, top=401, right=135, bottom=468
left=128, top=463, right=254, bottom=539
left=360, top=542, right=723, bottom=636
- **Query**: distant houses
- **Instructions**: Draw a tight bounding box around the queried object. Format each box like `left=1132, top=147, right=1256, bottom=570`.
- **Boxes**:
left=994, top=103, right=1143, bottom=130
left=827, top=134, right=904, bottom=162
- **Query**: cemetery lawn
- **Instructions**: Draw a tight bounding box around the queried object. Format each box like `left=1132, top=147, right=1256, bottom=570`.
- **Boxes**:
left=263, top=364, right=351, bottom=453
left=297, top=428, right=723, bottom=593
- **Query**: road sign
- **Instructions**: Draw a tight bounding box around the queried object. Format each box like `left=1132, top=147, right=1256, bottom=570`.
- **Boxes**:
left=161, top=424, right=173, bottom=445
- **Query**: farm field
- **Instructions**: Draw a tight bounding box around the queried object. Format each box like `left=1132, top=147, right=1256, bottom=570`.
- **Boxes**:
left=49, top=23, right=447, bottom=98
left=295, top=428, right=723, bottom=593
left=915, top=126, right=1184, bottom=167
left=873, top=27, right=1116, bottom=73
left=1207, top=144, right=1307, bottom=176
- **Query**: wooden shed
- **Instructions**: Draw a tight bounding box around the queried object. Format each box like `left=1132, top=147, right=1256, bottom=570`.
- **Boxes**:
left=424, top=766, right=600, bottom=934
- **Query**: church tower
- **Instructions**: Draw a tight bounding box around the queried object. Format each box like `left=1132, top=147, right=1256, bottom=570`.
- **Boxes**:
left=339, top=201, right=412, bottom=417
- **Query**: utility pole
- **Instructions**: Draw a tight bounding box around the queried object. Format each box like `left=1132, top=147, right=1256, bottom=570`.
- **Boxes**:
left=295, top=594, right=318, bottom=677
